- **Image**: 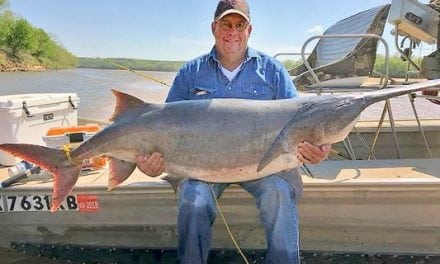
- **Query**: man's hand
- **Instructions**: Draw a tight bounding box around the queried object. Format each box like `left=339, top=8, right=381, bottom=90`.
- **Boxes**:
left=297, top=142, right=331, bottom=164
left=136, top=152, right=165, bottom=177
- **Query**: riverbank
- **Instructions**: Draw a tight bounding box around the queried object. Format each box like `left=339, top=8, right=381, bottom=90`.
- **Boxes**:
left=0, top=52, right=46, bottom=72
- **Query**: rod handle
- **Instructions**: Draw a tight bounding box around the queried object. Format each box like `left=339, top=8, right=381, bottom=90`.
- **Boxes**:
left=1, top=172, right=28, bottom=188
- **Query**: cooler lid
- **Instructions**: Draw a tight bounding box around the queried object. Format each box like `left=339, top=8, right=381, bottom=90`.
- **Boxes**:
left=0, top=93, right=80, bottom=110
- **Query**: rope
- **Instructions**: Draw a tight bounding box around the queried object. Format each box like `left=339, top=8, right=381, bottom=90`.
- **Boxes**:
left=97, top=57, right=171, bottom=87
left=209, top=185, right=250, bottom=264
left=99, top=57, right=248, bottom=262
left=62, top=144, right=73, bottom=163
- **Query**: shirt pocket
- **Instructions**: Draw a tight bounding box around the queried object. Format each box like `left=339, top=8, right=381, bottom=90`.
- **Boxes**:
left=189, top=86, right=217, bottom=100
left=242, top=84, right=271, bottom=99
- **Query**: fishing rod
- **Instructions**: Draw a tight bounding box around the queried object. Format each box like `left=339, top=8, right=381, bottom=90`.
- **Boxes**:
left=97, top=57, right=171, bottom=87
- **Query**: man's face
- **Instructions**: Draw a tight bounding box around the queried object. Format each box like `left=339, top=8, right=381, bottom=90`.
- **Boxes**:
left=212, top=13, right=252, bottom=58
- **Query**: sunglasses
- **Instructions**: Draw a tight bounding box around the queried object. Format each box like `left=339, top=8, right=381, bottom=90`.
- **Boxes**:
left=217, top=20, right=249, bottom=32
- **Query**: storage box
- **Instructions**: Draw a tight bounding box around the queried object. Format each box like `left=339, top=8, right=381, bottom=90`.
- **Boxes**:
left=43, top=124, right=100, bottom=148
left=43, top=124, right=107, bottom=170
left=389, top=0, right=439, bottom=44
left=0, top=93, right=79, bottom=166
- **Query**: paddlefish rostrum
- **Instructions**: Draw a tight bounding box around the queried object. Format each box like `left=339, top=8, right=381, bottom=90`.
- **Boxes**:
left=1, top=80, right=439, bottom=212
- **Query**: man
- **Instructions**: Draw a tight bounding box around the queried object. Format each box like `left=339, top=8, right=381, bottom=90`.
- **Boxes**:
left=421, top=0, right=440, bottom=104
left=136, top=1, right=331, bottom=263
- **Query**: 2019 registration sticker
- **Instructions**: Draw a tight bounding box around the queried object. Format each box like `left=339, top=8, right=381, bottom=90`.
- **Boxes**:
left=2, top=194, right=99, bottom=212
left=77, top=195, right=99, bottom=212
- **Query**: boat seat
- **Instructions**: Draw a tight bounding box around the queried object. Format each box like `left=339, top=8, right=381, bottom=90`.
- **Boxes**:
left=290, top=4, right=390, bottom=91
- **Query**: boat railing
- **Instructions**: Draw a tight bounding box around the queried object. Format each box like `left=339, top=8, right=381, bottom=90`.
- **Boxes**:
left=300, top=34, right=390, bottom=94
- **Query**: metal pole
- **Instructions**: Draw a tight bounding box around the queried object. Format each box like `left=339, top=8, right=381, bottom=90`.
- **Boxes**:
left=408, top=93, right=433, bottom=157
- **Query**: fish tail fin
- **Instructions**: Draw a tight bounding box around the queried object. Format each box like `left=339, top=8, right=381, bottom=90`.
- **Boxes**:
left=0, top=143, right=82, bottom=213
left=51, top=165, right=82, bottom=212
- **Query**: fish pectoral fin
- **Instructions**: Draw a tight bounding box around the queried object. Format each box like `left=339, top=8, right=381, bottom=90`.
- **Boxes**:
left=257, top=132, right=290, bottom=172
left=107, top=158, right=136, bottom=191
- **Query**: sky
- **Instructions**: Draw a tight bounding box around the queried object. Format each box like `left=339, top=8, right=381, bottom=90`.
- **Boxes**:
left=6, top=0, right=437, bottom=61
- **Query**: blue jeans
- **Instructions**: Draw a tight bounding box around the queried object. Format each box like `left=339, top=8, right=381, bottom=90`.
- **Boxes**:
left=177, top=175, right=300, bottom=264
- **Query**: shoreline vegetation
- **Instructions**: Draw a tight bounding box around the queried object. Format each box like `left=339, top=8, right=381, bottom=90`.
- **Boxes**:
left=78, top=55, right=423, bottom=80
left=2, top=54, right=424, bottom=79
left=0, top=0, right=77, bottom=72
left=78, top=57, right=186, bottom=72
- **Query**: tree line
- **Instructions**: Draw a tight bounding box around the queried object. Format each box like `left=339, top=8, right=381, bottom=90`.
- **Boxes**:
left=0, top=0, right=77, bottom=69
left=78, top=57, right=185, bottom=72
left=80, top=55, right=423, bottom=77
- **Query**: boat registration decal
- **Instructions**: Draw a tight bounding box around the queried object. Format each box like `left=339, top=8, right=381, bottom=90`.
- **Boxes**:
left=76, top=194, right=99, bottom=212
left=3, top=194, right=99, bottom=212
left=0, top=196, right=4, bottom=213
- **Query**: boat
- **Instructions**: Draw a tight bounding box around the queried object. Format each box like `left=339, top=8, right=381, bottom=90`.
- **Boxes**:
left=0, top=0, right=439, bottom=262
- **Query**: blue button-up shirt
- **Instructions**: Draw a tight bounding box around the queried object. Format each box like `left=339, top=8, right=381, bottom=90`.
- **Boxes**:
left=166, top=47, right=298, bottom=102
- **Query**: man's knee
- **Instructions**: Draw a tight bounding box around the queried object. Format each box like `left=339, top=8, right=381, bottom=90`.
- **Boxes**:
left=258, top=178, right=295, bottom=207
left=178, top=180, right=216, bottom=215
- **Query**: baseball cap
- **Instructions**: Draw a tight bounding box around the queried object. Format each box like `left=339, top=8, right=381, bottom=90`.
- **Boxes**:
left=214, top=0, right=250, bottom=22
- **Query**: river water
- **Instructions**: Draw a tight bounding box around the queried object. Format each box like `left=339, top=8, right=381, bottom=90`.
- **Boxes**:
left=0, top=68, right=439, bottom=121
left=0, top=69, right=175, bottom=121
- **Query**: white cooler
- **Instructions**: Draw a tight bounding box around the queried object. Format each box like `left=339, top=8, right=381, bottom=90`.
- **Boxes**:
left=0, top=93, right=79, bottom=166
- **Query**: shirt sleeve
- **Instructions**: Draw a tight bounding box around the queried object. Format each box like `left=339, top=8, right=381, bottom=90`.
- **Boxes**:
left=275, top=63, right=299, bottom=100
left=165, top=66, right=191, bottom=103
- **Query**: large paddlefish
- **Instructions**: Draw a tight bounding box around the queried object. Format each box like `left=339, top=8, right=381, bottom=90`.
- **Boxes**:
left=1, top=80, right=439, bottom=212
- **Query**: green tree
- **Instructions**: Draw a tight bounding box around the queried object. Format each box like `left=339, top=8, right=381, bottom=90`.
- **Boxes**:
left=374, top=54, right=420, bottom=78
left=0, top=10, right=14, bottom=50
left=4, top=18, right=33, bottom=57
left=29, top=28, right=52, bottom=57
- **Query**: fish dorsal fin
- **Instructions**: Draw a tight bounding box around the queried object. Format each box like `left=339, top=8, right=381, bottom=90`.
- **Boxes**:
left=109, top=89, right=152, bottom=122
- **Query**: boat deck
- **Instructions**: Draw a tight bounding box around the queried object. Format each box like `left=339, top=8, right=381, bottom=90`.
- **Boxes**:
left=1, top=158, right=440, bottom=254
left=1, top=158, right=439, bottom=190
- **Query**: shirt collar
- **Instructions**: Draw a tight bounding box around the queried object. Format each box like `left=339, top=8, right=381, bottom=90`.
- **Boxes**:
left=209, top=46, right=261, bottom=64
